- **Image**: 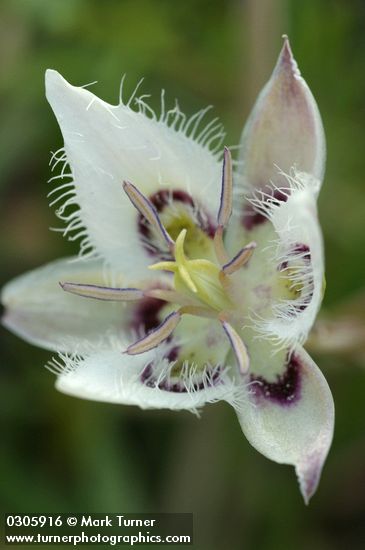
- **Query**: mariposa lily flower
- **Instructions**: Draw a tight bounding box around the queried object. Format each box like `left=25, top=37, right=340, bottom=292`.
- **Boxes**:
left=2, top=38, right=334, bottom=503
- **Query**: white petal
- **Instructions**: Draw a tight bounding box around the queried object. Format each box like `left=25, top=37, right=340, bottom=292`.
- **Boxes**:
left=239, top=37, right=325, bottom=193
left=235, top=345, right=334, bottom=504
left=249, top=173, right=324, bottom=347
left=46, top=70, right=222, bottom=276
left=1, top=257, right=134, bottom=352
left=54, top=347, right=236, bottom=413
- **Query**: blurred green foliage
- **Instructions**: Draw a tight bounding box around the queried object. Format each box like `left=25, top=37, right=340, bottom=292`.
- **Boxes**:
left=1, top=1, right=364, bottom=549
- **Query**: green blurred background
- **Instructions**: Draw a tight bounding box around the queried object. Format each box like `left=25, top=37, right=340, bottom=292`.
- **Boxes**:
left=1, top=0, right=365, bottom=548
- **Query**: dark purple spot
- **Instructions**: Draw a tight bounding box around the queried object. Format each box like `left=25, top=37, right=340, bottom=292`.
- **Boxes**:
left=166, top=346, right=179, bottom=362
left=278, top=242, right=313, bottom=313
left=293, top=243, right=311, bottom=260
left=278, top=243, right=311, bottom=272
left=250, top=353, right=301, bottom=406
left=296, top=302, right=311, bottom=312
left=140, top=364, right=222, bottom=393
left=286, top=301, right=311, bottom=316
left=278, top=260, right=289, bottom=272
left=151, top=189, right=195, bottom=212
left=242, top=188, right=288, bottom=230
left=131, top=295, right=166, bottom=333
left=138, top=188, right=215, bottom=255
left=140, top=363, right=154, bottom=386
left=131, top=295, right=181, bottom=365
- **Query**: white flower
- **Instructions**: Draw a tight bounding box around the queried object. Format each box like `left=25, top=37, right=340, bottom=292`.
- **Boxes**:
left=1, top=38, right=333, bottom=504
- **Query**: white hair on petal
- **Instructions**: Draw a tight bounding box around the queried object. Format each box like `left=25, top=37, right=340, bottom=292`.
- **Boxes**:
left=80, top=80, right=98, bottom=89
left=134, top=355, right=247, bottom=417
left=48, top=328, right=251, bottom=412
left=86, top=97, right=96, bottom=111
left=47, top=334, right=247, bottom=414
left=247, top=169, right=324, bottom=349
left=47, top=75, right=232, bottom=271
left=126, top=77, right=145, bottom=108
left=133, top=87, right=226, bottom=154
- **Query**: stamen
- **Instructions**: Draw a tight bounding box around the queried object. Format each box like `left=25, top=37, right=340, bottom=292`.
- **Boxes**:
left=222, top=242, right=257, bottom=275
left=213, top=225, right=229, bottom=265
left=214, top=147, right=233, bottom=265
left=217, top=147, right=233, bottom=227
left=220, top=318, right=250, bottom=375
left=145, top=288, right=196, bottom=306
left=179, top=305, right=216, bottom=319
left=123, top=181, right=175, bottom=250
left=60, top=282, right=144, bottom=301
left=125, top=310, right=181, bottom=355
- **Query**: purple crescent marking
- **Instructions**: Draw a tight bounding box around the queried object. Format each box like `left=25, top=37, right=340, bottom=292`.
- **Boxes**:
left=140, top=363, right=222, bottom=393
left=123, top=181, right=174, bottom=249
left=250, top=353, right=302, bottom=406
left=137, top=189, right=215, bottom=256
left=242, top=188, right=288, bottom=230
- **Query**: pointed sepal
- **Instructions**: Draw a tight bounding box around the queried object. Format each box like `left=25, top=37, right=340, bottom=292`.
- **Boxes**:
left=239, top=37, right=326, bottom=192
left=235, top=345, right=334, bottom=504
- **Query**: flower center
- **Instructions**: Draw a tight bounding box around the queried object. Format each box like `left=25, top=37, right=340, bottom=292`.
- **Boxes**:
left=60, top=148, right=256, bottom=376
left=137, top=188, right=215, bottom=259
left=149, top=228, right=232, bottom=312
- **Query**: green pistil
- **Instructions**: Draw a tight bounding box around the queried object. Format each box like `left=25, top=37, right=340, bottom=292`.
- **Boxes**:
left=161, top=205, right=215, bottom=261
left=149, top=228, right=232, bottom=312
